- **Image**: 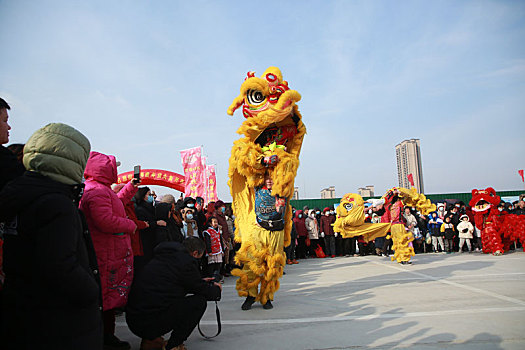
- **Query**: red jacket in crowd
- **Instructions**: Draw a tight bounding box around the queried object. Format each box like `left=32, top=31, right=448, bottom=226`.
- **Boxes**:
left=293, top=210, right=308, bottom=237
left=320, top=214, right=335, bottom=236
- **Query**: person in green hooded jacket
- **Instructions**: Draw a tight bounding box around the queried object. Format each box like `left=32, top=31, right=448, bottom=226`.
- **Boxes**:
left=0, top=123, right=103, bottom=350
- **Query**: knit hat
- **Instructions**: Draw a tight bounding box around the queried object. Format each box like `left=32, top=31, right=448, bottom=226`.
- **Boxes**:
left=460, top=214, right=469, bottom=221
left=323, top=207, right=330, bottom=213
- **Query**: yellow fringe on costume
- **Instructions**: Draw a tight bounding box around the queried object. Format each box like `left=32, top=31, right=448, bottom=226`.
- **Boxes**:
left=228, top=67, right=305, bottom=304
left=390, top=224, right=415, bottom=263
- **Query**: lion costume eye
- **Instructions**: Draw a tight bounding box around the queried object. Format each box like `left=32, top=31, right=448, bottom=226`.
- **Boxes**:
left=344, top=203, right=353, bottom=211
left=246, top=89, right=266, bottom=105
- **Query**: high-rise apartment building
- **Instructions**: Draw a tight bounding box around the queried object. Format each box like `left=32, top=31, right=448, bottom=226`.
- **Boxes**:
left=395, top=139, right=425, bottom=193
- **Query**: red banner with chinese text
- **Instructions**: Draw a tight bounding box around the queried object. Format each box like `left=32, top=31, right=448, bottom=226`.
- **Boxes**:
left=201, top=156, right=208, bottom=202
left=117, top=169, right=185, bottom=192
left=206, top=164, right=218, bottom=203
left=180, top=147, right=206, bottom=199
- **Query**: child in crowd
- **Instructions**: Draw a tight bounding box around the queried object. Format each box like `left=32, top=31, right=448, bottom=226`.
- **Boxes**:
left=203, top=217, right=224, bottom=281
left=456, top=214, right=474, bottom=252
left=437, top=204, right=446, bottom=220
left=428, top=212, right=445, bottom=253
left=441, top=216, right=456, bottom=253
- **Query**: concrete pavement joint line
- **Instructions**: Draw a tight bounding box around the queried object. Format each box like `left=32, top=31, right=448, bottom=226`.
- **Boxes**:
left=219, top=271, right=525, bottom=288
left=114, top=306, right=525, bottom=327
left=191, top=306, right=525, bottom=326
left=365, top=258, right=525, bottom=306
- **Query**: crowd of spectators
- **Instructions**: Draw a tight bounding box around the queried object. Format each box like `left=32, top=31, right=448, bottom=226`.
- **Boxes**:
left=286, top=197, right=525, bottom=260
left=0, top=98, right=223, bottom=350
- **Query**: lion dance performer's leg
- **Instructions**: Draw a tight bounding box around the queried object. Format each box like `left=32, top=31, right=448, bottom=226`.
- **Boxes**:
left=481, top=221, right=504, bottom=255
left=232, top=223, right=285, bottom=305
left=390, top=224, right=415, bottom=263
left=502, top=214, right=525, bottom=252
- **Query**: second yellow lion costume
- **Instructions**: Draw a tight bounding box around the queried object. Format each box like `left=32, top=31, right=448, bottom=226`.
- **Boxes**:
left=227, top=67, right=306, bottom=307
left=334, top=188, right=435, bottom=263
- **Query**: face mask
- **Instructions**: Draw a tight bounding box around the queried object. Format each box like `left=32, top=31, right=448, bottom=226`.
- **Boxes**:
left=221, top=207, right=226, bottom=213
left=146, top=195, right=154, bottom=203
left=186, top=213, right=194, bottom=220
left=187, top=203, right=194, bottom=208
left=298, top=214, right=303, bottom=218
left=498, top=208, right=503, bottom=212
left=325, top=212, right=330, bottom=216
left=316, top=211, right=320, bottom=215
left=330, top=211, right=334, bottom=215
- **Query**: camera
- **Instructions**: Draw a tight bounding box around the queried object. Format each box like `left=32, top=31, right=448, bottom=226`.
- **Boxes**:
left=211, top=271, right=222, bottom=283
left=207, top=271, right=222, bottom=301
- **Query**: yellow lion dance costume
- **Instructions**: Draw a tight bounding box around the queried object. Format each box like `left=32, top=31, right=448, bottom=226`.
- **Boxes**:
left=227, top=67, right=305, bottom=309
left=334, top=188, right=435, bottom=264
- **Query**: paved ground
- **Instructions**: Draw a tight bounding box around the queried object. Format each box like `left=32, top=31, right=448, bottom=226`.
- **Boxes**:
left=117, top=251, right=525, bottom=349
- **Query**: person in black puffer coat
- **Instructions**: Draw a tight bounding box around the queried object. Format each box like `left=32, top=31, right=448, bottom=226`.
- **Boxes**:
left=134, top=187, right=167, bottom=275
left=156, top=202, right=183, bottom=243
left=0, top=123, right=102, bottom=350
left=126, top=238, right=221, bottom=350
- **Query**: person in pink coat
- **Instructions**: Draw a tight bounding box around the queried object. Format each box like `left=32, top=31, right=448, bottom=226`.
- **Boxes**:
left=80, top=151, right=137, bottom=350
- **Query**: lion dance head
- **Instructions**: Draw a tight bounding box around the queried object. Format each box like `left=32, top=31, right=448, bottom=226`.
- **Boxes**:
left=336, top=193, right=366, bottom=227
left=227, top=67, right=302, bottom=134
left=469, top=187, right=500, bottom=215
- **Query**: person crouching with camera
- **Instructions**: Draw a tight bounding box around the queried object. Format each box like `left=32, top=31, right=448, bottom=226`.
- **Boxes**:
left=126, top=237, right=222, bottom=350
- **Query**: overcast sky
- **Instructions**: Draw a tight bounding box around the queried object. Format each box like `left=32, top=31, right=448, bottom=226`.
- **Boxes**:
left=1, top=0, right=524, bottom=201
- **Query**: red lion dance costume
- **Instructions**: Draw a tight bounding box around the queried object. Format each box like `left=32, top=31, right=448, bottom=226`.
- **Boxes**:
left=469, top=187, right=525, bottom=255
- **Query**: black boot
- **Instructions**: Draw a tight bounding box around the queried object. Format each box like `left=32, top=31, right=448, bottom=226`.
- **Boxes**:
left=263, top=300, right=273, bottom=310
left=104, top=334, right=130, bottom=350
left=241, top=296, right=256, bottom=310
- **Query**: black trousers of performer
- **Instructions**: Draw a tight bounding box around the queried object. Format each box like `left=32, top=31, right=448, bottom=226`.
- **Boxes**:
left=126, top=295, right=206, bottom=349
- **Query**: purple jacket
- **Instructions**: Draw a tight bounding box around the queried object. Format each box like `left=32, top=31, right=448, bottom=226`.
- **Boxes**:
left=80, top=151, right=136, bottom=310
